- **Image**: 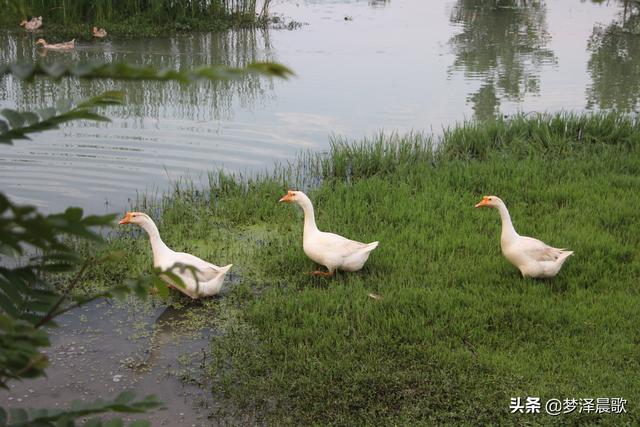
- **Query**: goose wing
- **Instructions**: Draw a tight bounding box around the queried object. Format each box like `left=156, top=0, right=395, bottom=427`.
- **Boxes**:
left=316, top=232, right=375, bottom=256
left=518, top=236, right=568, bottom=262
left=171, top=252, right=224, bottom=282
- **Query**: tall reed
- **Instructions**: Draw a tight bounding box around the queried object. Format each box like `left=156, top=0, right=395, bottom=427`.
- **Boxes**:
left=5, top=0, right=271, bottom=26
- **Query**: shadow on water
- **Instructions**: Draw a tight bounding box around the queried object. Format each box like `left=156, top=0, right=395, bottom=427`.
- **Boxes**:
left=587, top=0, right=640, bottom=112
left=448, top=0, right=556, bottom=120
left=140, top=302, right=216, bottom=370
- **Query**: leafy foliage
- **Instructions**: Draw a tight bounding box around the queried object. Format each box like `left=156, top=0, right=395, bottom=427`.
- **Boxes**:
left=1, top=391, right=162, bottom=427
left=0, top=91, right=123, bottom=144
left=0, top=61, right=294, bottom=83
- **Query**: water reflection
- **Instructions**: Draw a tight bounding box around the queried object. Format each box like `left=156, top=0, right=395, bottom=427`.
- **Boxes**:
left=448, top=0, right=556, bottom=120
left=587, top=0, right=640, bottom=111
left=0, top=30, right=275, bottom=121
left=0, top=29, right=278, bottom=212
left=0, top=0, right=634, bottom=215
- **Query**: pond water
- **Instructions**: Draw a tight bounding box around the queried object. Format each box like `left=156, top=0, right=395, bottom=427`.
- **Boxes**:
left=0, top=0, right=636, bottom=215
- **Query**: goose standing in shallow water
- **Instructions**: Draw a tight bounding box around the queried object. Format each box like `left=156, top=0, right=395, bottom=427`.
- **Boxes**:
left=279, top=190, right=379, bottom=276
left=475, top=196, right=573, bottom=278
left=119, top=212, right=232, bottom=298
left=35, top=38, right=75, bottom=50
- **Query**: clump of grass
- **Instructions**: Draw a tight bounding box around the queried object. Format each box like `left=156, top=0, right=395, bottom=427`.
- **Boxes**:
left=2, top=0, right=273, bottom=39
left=89, top=113, right=639, bottom=425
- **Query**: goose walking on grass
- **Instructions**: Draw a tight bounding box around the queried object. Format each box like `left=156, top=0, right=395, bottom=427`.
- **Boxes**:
left=20, top=16, right=42, bottom=31
left=92, top=27, right=107, bottom=38
left=279, top=190, right=379, bottom=276
left=35, top=38, right=75, bottom=50
left=119, top=212, right=232, bottom=298
left=475, top=196, right=573, bottom=278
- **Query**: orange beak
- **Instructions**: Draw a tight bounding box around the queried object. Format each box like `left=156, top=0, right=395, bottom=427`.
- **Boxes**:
left=119, top=212, right=133, bottom=224
left=475, top=196, right=490, bottom=208
left=279, top=190, right=295, bottom=203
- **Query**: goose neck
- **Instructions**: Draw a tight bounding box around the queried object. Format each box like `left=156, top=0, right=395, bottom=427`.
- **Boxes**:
left=140, top=219, right=170, bottom=259
left=299, top=196, right=319, bottom=235
left=497, top=202, right=518, bottom=242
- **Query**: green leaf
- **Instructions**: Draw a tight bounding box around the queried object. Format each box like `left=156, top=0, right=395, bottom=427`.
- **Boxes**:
left=78, top=91, right=125, bottom=108
left=64, top=207, right=84, bottom=222
left=1, top=392, right=162, bottom=425
left=1, top=61, right=294, bottom=83
left=9, top=407, right=28, bottom=423
left=21, top=111, right=40, bottom=125
left=0, top=92, right=121, bottom=144
left=0, top=290, right=19, bottom=317
left=114, top=391, right=136, bottom=405
left=1, top=109, right=25, bottom=129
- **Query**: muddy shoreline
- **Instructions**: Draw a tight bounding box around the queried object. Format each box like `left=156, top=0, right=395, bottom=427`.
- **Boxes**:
left=4, top=298, right=221, bottom=426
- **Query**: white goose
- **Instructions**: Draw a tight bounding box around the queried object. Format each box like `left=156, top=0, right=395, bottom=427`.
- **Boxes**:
left=119, top=212, right=232, bottom=298
left=475, top=196, right=573, bottom=278
left=279, top=190, right=379, bottom=276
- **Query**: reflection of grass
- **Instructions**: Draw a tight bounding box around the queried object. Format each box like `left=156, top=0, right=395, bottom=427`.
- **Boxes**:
left=93, top=113, right=639, bottom=424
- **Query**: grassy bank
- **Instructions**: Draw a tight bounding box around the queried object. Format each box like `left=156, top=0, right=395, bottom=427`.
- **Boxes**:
left=90, top=113, right=640, bottom=425
left=1, top=0, right=272, bottom=39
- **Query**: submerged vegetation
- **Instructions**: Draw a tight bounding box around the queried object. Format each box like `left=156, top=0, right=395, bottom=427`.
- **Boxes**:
left=83, top=113, right=640, bottom=425
left=2, top=0, right=273, bottom=38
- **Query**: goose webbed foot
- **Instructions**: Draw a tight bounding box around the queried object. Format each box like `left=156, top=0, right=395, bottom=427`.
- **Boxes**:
left=308, top=270, right=334, bottom=277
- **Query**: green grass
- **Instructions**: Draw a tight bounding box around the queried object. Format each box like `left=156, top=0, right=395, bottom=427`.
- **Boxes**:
left=88, top=113, right=640, bottom=425
left=1, top=0, right=272, bottom=39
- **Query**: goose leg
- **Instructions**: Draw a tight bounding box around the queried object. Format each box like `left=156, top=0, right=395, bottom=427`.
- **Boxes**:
left=309, top=270, right=333, bottom=277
